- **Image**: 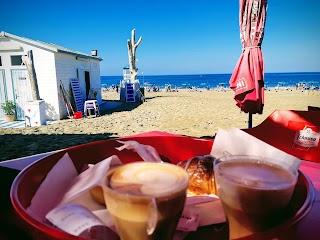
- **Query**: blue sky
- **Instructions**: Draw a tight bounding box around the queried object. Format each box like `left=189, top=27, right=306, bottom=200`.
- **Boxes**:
left=2, top=0, right=320, bottom=76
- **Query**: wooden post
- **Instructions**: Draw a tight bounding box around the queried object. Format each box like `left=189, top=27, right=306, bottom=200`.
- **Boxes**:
left=127, top=29, right=142, bottom=83
left=22, top=50, right=41, bottom=100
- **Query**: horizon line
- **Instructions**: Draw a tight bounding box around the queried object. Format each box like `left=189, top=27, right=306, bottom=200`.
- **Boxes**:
left=102, top=71, right=320, bottom=77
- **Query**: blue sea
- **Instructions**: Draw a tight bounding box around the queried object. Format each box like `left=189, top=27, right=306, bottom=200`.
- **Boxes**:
left=101, top=72, right=320, bottom=89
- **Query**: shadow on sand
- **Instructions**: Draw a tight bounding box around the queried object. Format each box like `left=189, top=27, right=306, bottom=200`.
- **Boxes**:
left=0, top=96, right=181, bottom=162
left=100, top=94, right=182, bottom=115
left=100, top=100, right=143, bottom=115
left=0, top=132, right=118, bottom=162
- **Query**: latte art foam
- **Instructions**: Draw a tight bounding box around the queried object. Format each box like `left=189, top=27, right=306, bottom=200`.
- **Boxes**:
left=110, top=162, right=189, bottom=196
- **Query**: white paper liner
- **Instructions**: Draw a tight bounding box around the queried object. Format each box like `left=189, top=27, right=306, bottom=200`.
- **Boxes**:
left=211, top=128, right=302, bottom=170
left=115, top=140, right=163, bottom=163
left=59, top=156, right=122, bottom=205
left=25, top=131, right=301, bottom=239
left=26, top=153, right=78, bottom=222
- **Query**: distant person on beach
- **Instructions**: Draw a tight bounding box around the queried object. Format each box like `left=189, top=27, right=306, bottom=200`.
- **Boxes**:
left=115, top=84, right=119, bottom=93
left=217, top=85, right=226, bottom=92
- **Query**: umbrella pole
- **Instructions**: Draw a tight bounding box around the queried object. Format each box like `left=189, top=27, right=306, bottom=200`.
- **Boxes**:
left=248, top=113, right=253, bottom=128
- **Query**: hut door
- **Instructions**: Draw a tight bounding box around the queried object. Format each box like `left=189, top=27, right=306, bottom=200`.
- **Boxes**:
left=77, top=68, right=86, bottom=101
left=12, top=69, right=32, bottom=120
left=85, top=71, right=90, bottom=100
left=0, top=70, right=7, bottom=119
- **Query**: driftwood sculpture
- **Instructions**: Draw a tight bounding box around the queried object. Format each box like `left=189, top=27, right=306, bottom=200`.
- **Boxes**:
left=22, top=50, right=41, bottom=100
left=127, top=29, right=142, bottom=82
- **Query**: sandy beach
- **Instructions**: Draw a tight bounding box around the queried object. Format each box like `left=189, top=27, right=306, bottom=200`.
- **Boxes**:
left=0, top=88, right=319, bottom=162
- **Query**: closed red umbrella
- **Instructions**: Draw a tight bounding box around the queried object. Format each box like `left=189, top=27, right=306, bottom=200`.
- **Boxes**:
left=229, top=0, right=268, bottom=128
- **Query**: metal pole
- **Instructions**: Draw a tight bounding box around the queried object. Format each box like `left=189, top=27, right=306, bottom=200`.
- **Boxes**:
left=248, top=112, right=253, bottom=128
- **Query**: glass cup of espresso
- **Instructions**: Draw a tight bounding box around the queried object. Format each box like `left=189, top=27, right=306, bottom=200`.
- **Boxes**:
left=102, top=162, right=189, bottom=240
left=214, top=155, right=298, bottom=239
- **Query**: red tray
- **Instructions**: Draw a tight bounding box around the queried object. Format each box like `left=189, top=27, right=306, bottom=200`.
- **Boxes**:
left=10, top=135, right=315, bottom=239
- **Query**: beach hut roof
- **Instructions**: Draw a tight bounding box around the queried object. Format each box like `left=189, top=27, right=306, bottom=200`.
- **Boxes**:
left=0, top=31, right=103, bottom=61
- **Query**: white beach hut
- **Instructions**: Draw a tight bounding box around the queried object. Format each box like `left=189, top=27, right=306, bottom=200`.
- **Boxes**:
left=0, top=31, right=103, bottom=121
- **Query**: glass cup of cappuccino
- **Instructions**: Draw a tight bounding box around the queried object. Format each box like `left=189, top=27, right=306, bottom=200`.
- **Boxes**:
left=214, top=155, right=298, bottom=239
left=102, top=162, right=189, bottom=240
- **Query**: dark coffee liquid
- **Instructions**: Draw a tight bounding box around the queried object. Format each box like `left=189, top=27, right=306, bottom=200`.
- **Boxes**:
left=215, top=160, right=297, bottom=239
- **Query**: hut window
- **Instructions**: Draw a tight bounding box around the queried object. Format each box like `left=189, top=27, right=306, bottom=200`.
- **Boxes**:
left=11, top=55, right=23, bottom=66
left=0, top=56, right=2, bottom=66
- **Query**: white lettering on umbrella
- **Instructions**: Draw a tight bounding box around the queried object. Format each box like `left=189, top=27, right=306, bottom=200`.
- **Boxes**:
left=236, top=77, right=248, bottom=91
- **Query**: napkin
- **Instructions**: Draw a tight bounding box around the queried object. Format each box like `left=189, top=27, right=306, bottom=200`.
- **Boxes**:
left=211, top=128, right=302, bottom=170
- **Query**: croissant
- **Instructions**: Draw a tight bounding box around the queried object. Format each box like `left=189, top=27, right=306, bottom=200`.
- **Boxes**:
left=177, top=155, right=217, bottom=195
left=89, top=186, right=105, bottom=205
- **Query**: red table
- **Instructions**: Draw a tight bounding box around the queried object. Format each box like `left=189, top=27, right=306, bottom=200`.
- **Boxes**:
left=1, top=131, right=320, bottom=240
